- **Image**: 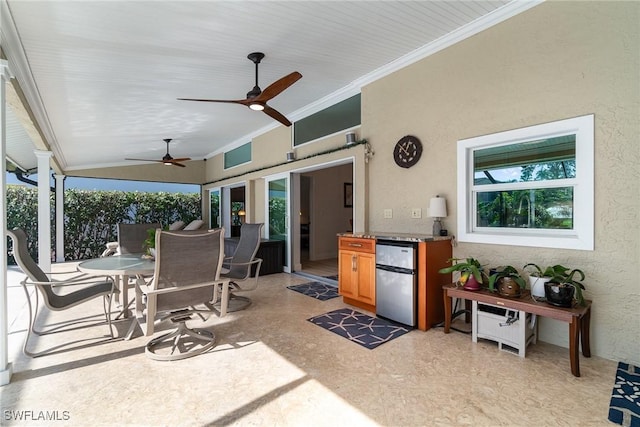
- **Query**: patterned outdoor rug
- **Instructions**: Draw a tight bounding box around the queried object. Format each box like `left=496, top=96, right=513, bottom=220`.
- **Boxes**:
left=287, top=282, right=339, bottom=301
left=608, top=362, right=640, bottom=427
left=308, top=308, right=411, bottom=349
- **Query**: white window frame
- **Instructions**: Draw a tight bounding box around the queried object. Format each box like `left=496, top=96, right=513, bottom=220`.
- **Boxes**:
left=457, top=114, right=594, bottom=251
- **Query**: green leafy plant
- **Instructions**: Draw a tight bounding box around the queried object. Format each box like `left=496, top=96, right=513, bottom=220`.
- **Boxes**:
left=523, top=263, right=568, bottom=279
left=143, top=228, right=157, bottom=254
left=488, top=265, right=526, bottom=293
left=438, top=257, right=485, bottom=286
left=6, top=185, right=202, bottom=263
left=523, top=263, right=586, bottom=306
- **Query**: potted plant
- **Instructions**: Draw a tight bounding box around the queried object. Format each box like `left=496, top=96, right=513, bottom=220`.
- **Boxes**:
left=488, top=265, right=527, bottom=297
left=143, top=227, right=158, bottom=257
left=523, top=264, right=587, bottom=307
left=545, top=267, right=587, bottom=308
left=523, top=263, right=566, bottom=299
left=438, top=257, right=485, bottom=291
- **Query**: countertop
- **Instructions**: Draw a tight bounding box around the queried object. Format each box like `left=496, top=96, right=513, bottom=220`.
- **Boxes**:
left=337, top=231, right=454, bottom=243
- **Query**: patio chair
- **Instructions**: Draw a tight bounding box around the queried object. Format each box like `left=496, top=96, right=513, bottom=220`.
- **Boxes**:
left=7, top=228, right=118, bottom=357
left=216, top=223, right=264, bottom=314
left=133, top=228, right=228, bottom=360
left=183, top=219, right=205, bottom=230
left=117, top=222, right=161, bottom=254
left=168, top=220, right=185, bottom=230
left=101, top=221, right=182, bottom=257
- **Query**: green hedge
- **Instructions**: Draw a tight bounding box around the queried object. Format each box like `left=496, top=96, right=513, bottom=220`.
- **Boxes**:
left=7, top=185, right=201, bottom=263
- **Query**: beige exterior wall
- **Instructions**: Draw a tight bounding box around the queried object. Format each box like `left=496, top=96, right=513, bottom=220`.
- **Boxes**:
left=148, top=1, right=638, bottom=363
left=71, top=160, right=206, bottom=184
left=204, top=125, right=367, bottom=234
left=363, top=1, right=639, bottom=363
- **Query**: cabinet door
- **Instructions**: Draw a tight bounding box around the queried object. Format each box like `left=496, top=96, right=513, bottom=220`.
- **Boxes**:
left=338, top=250, right=357, bottom=298
left=355, top=252, right=376, bottom=305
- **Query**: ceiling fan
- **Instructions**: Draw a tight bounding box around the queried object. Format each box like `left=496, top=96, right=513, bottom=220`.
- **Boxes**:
left=125, top=139, right=191, bottom=167
left=178, top=52, right=302, bottom=127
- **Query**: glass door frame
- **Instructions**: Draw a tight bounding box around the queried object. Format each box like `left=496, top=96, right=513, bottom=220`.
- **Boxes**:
left=208, top=186, right=222, bottom=229
left=264, top=172, right=292, bottom=273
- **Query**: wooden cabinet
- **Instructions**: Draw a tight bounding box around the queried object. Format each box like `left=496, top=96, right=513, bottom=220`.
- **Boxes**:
left=338, top=237, right=376, bottom=312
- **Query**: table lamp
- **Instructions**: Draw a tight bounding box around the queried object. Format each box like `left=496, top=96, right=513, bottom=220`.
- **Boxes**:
left=429, top=195, right=447, bottom=236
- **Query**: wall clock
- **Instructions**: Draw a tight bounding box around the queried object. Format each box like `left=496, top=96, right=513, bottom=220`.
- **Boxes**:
left=393, top=135, right=423, bottom=168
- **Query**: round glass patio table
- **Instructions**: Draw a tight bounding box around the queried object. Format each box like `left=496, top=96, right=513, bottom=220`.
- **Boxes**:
left=78, top=254, right=155, bottom=319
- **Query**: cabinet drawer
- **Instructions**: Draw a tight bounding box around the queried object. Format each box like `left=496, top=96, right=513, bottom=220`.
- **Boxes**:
left=339, top=237, right=375, bottom=253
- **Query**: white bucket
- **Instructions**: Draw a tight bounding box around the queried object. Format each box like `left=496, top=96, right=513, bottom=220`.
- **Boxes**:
left=529, top=276, right=551, bottom=298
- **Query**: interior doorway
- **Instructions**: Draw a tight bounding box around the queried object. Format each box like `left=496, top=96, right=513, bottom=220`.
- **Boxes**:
left=293, top=161, right=353, bottom=280
left=230, top=186, right=246, bottom=237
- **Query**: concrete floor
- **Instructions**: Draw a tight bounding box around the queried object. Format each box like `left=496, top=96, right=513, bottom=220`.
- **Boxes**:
left=1, top=265, right=618, bottom=426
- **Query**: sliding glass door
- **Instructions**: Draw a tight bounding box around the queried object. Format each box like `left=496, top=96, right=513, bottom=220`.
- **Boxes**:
left=209, top=187, right=221, bottom=229
left=266, top=173, right=291, bottom=273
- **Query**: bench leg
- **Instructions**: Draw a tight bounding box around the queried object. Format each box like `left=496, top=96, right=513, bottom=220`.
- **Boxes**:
left=581, top=307, right=592, bottom=358
left=443, top=293, right=451, bottom=333
left=569, top=318, right=581, bottom=377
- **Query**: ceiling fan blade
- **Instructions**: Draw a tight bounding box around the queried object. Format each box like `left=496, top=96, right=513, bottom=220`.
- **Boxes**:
left=170, top=161, right=186, bottom=168
left=177, top=97, right=250, bottom=106
left=170, top=157, right=191, bottom=162
left=263, top=105, right=292, bottom=127
left=256, top=72, right=302, bottom=102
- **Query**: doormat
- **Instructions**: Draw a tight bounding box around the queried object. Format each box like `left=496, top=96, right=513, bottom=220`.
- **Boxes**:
left=608, top=362, right=640, bottom=427
left=287, top=282, right=339, bottom=301
left=308, top=308, right=410, bottom=350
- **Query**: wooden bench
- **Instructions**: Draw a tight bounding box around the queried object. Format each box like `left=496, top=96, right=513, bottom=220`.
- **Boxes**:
left=443, top=284, right=592, bottom=377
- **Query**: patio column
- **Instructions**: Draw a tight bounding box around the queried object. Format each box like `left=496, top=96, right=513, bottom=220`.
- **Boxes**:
left=34, top=150, right=53, bottom=274
left=1, top=59, right=14, bottom=386
left=54, top=174, right=65, bottom=262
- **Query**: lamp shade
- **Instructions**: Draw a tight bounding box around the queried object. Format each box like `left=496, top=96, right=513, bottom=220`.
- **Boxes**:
left=429, top=196, right=447, bottom=218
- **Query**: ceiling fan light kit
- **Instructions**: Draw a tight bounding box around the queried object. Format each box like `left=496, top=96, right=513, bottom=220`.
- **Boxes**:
left=178, top=52, right=301, bottom=127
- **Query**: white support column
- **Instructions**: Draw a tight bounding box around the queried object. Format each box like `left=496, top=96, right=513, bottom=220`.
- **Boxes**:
left=54, top=174, right=65, bottom=262
left=34, top=150, right=53, bottom=275
left=1, top=60, right=14, bottom=386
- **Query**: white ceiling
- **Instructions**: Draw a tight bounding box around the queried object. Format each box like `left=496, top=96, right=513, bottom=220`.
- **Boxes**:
left=1, top=0, right=538, bottom=173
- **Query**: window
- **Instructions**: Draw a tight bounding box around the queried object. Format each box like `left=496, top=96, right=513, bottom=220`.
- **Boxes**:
left=457, top=114, right=594, bottom=250
left=224, top=142, right=251, bottom=169
left=293, top=94, right=361, bottom=146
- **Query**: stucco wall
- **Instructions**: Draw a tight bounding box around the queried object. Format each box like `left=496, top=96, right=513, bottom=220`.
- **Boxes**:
left=71, top=159, right=205, bottom=184
left=363, top=1, right=639, bottom=364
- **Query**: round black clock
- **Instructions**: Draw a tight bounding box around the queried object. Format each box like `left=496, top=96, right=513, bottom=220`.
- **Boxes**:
left=393, top=135, right=423, bottom=168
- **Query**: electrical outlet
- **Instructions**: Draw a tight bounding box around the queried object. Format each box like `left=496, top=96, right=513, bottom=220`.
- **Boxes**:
left=383, top=209, right=393, bottom=219
left=411, top=208, right=422, bottom=219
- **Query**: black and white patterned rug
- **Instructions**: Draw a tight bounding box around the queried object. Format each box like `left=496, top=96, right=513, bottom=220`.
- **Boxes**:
left=287, top=282, right=339, bottom=301
left=308, top=308, right=411, bottom=349
left=608, top=362, right=640, bottom=427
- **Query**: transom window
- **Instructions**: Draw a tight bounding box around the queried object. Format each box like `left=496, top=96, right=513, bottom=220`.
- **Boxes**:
left=457, top=115, right=594, bottom=250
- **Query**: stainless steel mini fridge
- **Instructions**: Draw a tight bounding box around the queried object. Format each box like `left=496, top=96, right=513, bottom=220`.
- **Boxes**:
left=375, top=240, right=417, bottom=327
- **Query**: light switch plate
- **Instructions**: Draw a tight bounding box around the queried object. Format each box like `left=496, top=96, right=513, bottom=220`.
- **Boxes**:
left=383, top=209, right=393, bottom=219
left=411, top=208, right=422, bottom=219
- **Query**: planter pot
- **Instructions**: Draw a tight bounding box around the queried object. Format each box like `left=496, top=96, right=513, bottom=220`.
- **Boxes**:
left=544, top=282, right=575, bottom=307
left=497, top=277, right=521, bottom=298
left=529, top=276, right=551, bottom=298
left=463, top=274, right=482, bottom=291
left=148, top=248, right=156, bottom=259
